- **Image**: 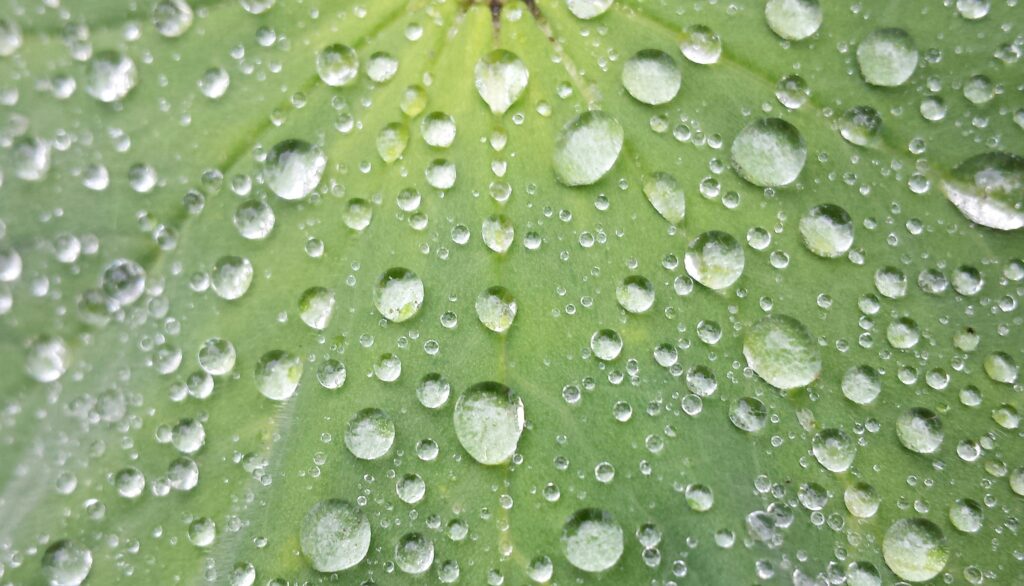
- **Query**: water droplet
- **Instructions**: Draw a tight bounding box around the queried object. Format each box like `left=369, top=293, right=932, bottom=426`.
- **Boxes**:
left=453, top=382, right=524, bottom=465
left=299, top=287, right=335, bottom=330
left=373, top=268, right=424, bottom=322
left=590, top=329, right=623, bottom=361
left=642, top=172, right=685, bottom=225
left=421, top=112, right=456, bottom=148
left=474, top=50, right=529, bottom=115
left=616, top=275, right=655, bottom=314
left=743, top=315, right=820, bottom=389
left=115, top=467, right=146, bottom=498
left=41, top=540, right=92, bottom=586
left=729, top=397, right=768, bottom=432
left=86, top=51, right=138, bottom=102
left=344, top=408, right=395, bottom=460
left=425, top=159, right=456, bottom=190
left=680, top=25, right=722, bottom=64
left=264, top=139, right=326, bottom=201
left=475, top=286, right=517, bottom=333
left=553, top=111, right=623, bottom=187
left=765, top=0, right=822, bottom=41
left=949, top=499, right=983, bottom=533
left=417, top=373, right=450, bottom=409
left=0, top=18, right=23, bottom=57
left=373, top=353, right=402, bottom=382
left=153, top=0, right=194, bottom=38
left=188, top=517, right=216, bottom=547
left=775, top=74, right=810, bottom=109
left=26, top=335, right=70, bottom=383
left=799, top=203, right=854, bottom=258
left=198, top=337, right=235, bottom=376
left=684, top=230, right=744, bottom=289
left=395, top=533, right=434, bottom=574
left=317, top=44, right=359, bottom=87
left=984, top=352, right=1018, bottom=383
left=377, top=122, right=409, bottom=163
left=234, top=200, right=275, bottom=239
left=199, top=67, right=230, bottom=99
left=562, top=509, right=623, bottom=572
left=857, top=28, right=918, bottom=87
left=300, top=499, right=371, bottom=572
left=886, top=317, right=920, bottom=349
left=844, top=483, right=879, bottom=518
left=482, top=215, right=515, bottom=253
left=941, top=152, right=1023, bottom=231
left=956, top=0, right=990, bottom=19
left=896, top=408, right=943, bottom=454
left=342, top=198, right=373, bottom=231
left=254, top=350, right=302, bottom=400
left=731, top=118, right=806, bottom=187
left=841, top=365, right=881, bottom=404
left=366, top=51, right=398, bottom=83
left=622, top=49, right=681, bottom=105
left=211, top=256, right=253, bottom=300
left=838, top=106, right=882, bottom=146
left=12, top=136, right=51, bottom=181
left=882, top=518, right=948, bottom=582
left=812, top=428, right=855, bottom=472
left=317, top=359, right=347, bottom=390
left=566, top=0, right=613, bottom=19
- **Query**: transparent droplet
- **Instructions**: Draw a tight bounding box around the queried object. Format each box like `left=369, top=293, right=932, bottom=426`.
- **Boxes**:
left=566, top=0, right=613, bottom=19
left=417, top=373, right=450, bottom=409
left=198, top=337, right=235, bottom=376
left=373, top=268, right=424, bottom=322
left=553, top=111, right=623, bottom=187
left=199, top=67, right=230, bottom=99
left=300, top=499, right=371, bottom=572
left=941, top=152, right=1023, bottom=231
left=896, top=408, right=943, bottom=454
left=317, top=44, right=359, bottom=87
left=842, top=365, right=881, bottom=404
left=377, top=123, right=409, bottom=163
left=731, top=118, right=806, bottom=187
left=299, top=286, right=335, bottom=330
left=590, top=329, right=623, bottom=361
left=366, top=51, right=398, bottom=83
left=949, top=499, right=983, bottom=533
left=857, top=28, right=918, bottom=87
left=234, top=200, right=275, bottom=239
left=799, top=203, right=854, bottom=258
left=811, top=428, right=855, bottom=472
left=775, top=74, right=810, bottom=109
left=956, top=0, right=990, bottom=19
left=26, top=335, right=70, bottom=383
left=12, top=136, right=51, bottom=181
left=622, top=49, right=681, bottom=106
left=729, top=397, right=768, bottom=432
left=482, top=215, right=515, bottom=254
left=316, top=359, right=347, bottom=390
left=41, top=540, right=92, bottom=586
left=743, top=315, right=820, bottom=389
left=421, top=112, right=456, bottom=148
left=562, top=509, right=624, bottom=572
left=344, top=408, right=395, bottom=460
left=474, top=50, right=529, bottom=115
left=395, top=533, right=434, bottom=575
left=882, top=518, right=948, bottom=582
left=642, top=172, right=685, bottom=225
left=684, top=230, right=744, bottom=289
left=680, top=25, right=722, bottom=65
left=453, top=382, right=524, bottom=465
left=838, top=106, right=882, bottom=146
left=211, top=256, right=253, bottom=300
left=254, top=350, right=302, bottom=400
left=425, top=159, right=456, bottom=190
left=475, top=286, right=517, bottom=333
left=152, top=0, right=194, bottom=38
left=86, top=51, right=138, bottom=102
left=264, top=139, right=326, bottom=201
left=0, top=18, right=23, bottom=57
left=397, top=473, right=426, bottom=504
left=765, top=0, right=822, bottom=41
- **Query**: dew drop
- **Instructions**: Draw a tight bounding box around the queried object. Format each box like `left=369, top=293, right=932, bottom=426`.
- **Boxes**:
left=684, top=230, right=744, bottom=289
left=811, top=428, right=855, bottom=472
left=856, top=28, right=918, bottom=87
left=566, top=0, right=613, bottom=20
left=344, top=408, right=395, bottom=460
left=743, top=315, right=820, bottom=389
left=475, top=286, right=517, bottom=333
left=299, top=287, right=335, bottom=330
left=622, top=49, right=681, bottom=106
left=317, top=44, right=359, bottom=87
left=211, top=256, right=253, bottom=300
left=642, top=172, right=685, bottom=225
left=764, top=0, right=822, bottom=41
left=941, top=152, right=1023, bottom=231
left=254, top=350, right=302, bottom=401
left=300, top=499, right=371, bottom=572
left=562, top=509, right=624, bottom=572
left=799, top=203, right=854, bottom=258
left=41, top=540, right=92, bottom=586
left=896, top=408, right=943, bottom=454
left=590, top=329, right=623, bottom=361
left=264, top=139, right=326, bottom=201
left=553, top=111, right=623, bottom=187
left=474, top=50, right=529, bottom=115
left=373, top=268, right=424, bottom=322
left=882, top=518, right=948, bottom=582
left=453, top=382, right=524, bottom=465
left=731, top=118, right=806, bottom=188
left=86, top=51, right=138, bottom=103
left=26, top=335, right=70, bottom=383
left=680, top=25, right=722, bottom=64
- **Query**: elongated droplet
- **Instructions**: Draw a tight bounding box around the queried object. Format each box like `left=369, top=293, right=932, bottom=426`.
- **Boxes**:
left=743, top=314, right=821, bottom=389
left=941, top=152, right=1023, bottom=230
left=453, top=382, right=524, bottom=465
left=474, top=50, right=529, bottom=115
left=553, top=111, right=623, bottom=187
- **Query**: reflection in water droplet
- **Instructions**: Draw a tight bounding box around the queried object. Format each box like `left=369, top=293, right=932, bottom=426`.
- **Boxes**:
left=475, top=286, right=517, bottom=333
left=299, top=287, right=335, bottom=330
left=345, top=408, right=395, bottom=460
left=622, top=49, right=681, bottom=106
left=395, top=533, right=434, bottom=574
left=373, top=268, right=424, bottom=322
left=838, top=106, right=882, bottom=146
left=377, top=122, right=409, bottom=164
left=254, top=350, right=302, bottom=400
left=812, top=428, right=855, bottom=472
left=680, top=25, right=722, bottom=64
left=684, top=230, right=744, bottom=289
left=743, top=315, right=820, bottom=389
left=562, top=509, right=624, bottom=572
left=553, top=111, right=623, bottom=187
left=616, top=275, right=655, bottom=314
left=317, top=44, right=359, bottom=87
left=474, top=50, right=529, bottom=115
left=41, top=539, right=92, bottom=586
left=566, top=0, right=613, bottom=19
left=453, top=382, right=524, bottom=465
left=729, top=397, right=768, bottom=432
left=590, top=329, right=623, bottom=361
left=482, top=215, right=515, bottom=254
left=264, top=139, right=326, bottom=201
left=153, top=0, right=194, bottom=38
left=642, top=172, right=685, bottom=225
left=300, top=499, right=371, bottom=572
left=26, top=335, right=70, bottom=383
left=86, top=51, right=138, bottom=102
left=421, top=112, right=457, bottom=148
left=417, top=373, right=450, bottom=409
left=882, top=518, right=948, bottom=582
left=366, top=51, right=398, bottom=83
left=765, top=0, right=821, bottom=41
left=857, top=28, right=918, bottom=87
left=841, top=365, right=881, bottom=404
left=731, top=118, right=806, bottom=187
left=799, top=203, right=854, bottom=258
left=941, top=152, right=1024, bottom=231
left=896, top=408, right=943, bottom=454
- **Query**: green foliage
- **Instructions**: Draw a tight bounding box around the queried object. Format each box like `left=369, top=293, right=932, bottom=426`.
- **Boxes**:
left=0, top=0, right=1022, bottom=584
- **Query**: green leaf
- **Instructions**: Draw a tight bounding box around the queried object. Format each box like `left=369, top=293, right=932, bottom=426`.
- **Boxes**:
left=1, top=0, right=1022, bottom=584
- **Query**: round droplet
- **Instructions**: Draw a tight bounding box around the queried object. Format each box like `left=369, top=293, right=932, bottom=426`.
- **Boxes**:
left=0, top=18, right=23, bottom=57
left=566, top=0, right=613, bottom=19
left=254, top=350, right=302, bottom=401
left=115, top=467, right=146, bottom=498
left=397, top=473, right=426, bottom=504
left=417, top=373, right=450, bottom=409
left=680, top=25, right=722, bottom=64
left=234, top=200, right=275, bottom=239
left=896, top=408, right=943, bottom=454
left=475, top=286, right=517, bottom=333
left=153, top=0, right=193, bottom=38
left=957, top=0, right=990, bottom=19
left=421, top=112, right=456, bottom=148
left=731, top=118, right=806, bottom=187
left=838, top=106, right=882, bottom=146
left=373, top=353, right=402, bottom=382
left=299, top=287, right=335, bottom=330
left=395, top=533, right=434, bottom=574
left=12, top=136, right=50, bottom=181
left=984, top=352, right=1018, bottom=384
left=41, top=540, right=92, bottom=586
left=366, top=52, right=398, bottom=83
left=729, top=397, right=768, bottom=432
left=26, top=335, right=70, bottom=383
left=941, top=152, right=1024, bottom=231
left=949, top=499, right=983, bottom=533
left=590, top=329, right=623, bottom=361
left=425, top=159, right=456, bottom=190
left=765, top=0, right=822, bottom=41
left=553, top=111, right=623, bottom=187
left=344, top=408, right=395, bottom=460
left=841, top=365, right=881, bottom=404
left=616, top=275, right=655, bottom=314
left=188, top=517, right=216, bottom=547
left=684, top=230, right=744, bottom=289
left=743, top=315, right=820, bottom=389
left=211, top=256, right=253, bottom=300
left=882, top=518, right=948, bottom=582
left=622, top=49, right=681, bottom=106
left=844, top=482, right=880, bottom=518
left=474, top=50, right=529, bottom=115
left=642, top=172, right=685, bottom=225
left=775, top=74, right=810, bottom=109
left=562, top=509, right=624, bottom=573
left=86, top=51, right=138, bottom=102
left=199, top=67, right=230, bottom=99
left=812, top=428, right=855, bottom=472
left=198, top=337, right=235, bottom=376
left=373, top=268, right=424, bottom=322
left=799, top=203, right=854, bottom=258
left=317, top=44, right=359, bottom=87
left=317, top=359, right=347, bottom=390
left=453, top=382, right=524, bottom=465
left=102, top=258, right=147, bottom=306
left=857, top=28, right=918, bottom=87
left=300, top=499, right=371, bottom=572
left=0, top=248, right=21, bottom=282
left=887, top=317, right=920, bottom=349
left=264, top=139, right=326, bottom=201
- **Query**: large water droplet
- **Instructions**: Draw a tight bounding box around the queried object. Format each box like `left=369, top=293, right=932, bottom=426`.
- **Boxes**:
left=254, top=350, right=302, bottom=400
left=26, top=335, right=70, bottom=383
left=622, top=49, right=681, bottom=106
left=12, top=136, right=51, bottom=181
left=102, top=258, right=147, bottom=306
left=616, top=275, right=655, bottom=314
left=841, top=365, right=881, bottom=404
left=474, top=50, right=528, bottom=115
left=86, top=51, right=138, bottom=102
left=838, top=106, right=882, bottom=146
left=475, top=286, right=517, bottom=333
left=812, top=428, right=855, bottom=472
left=743, top=315, right=820, bottom=389
left=421, top=112, right=456, bottom=148
left=941, top=152, right=1023, bottom=230
left=799, top=203, right=854, bottom=258
left=395, top=533, right=434, bottom=574
left=684, top=230, right=744, bottom=289
left=590, top=329, right=623, bottom=361
left=553, top=111, right=623, bottom=187
left=731, top=118, right=806, bottom=187
left=41, top=540, right=92, bottom=586
left=211, top=256, right=253, bottom=300
left=198, top=337, right=235, bottom=376
left=300, top=499, right=371, bottom=572
left=566, top=0, right=613, bottom=20
left=264, top=139, right=326, bottom=201
left=764, top=0, right=822, bottom=41
left=896, top=408, right=943, bottom=454
left=882, top=518, right=948, bottom=582
left=153, top=0, right=194, bottom=38
left=453, top=382, right=524, bottom=465
left=562, top=509, right=624, bottom=572
left=317, top=44, right=359, bottom=87
left=642, top=172, right=685, bottom=225
left=299, top=287, right=335, bottom=330
left=377, top=123, right=409, bottom=164
left=373, top=268, right=423, bottom=322
left=856, top=28, right=918, bottom=87
left=345, top=408, right=395, bottom=460
left=680, top=25, right=722, bottom=64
